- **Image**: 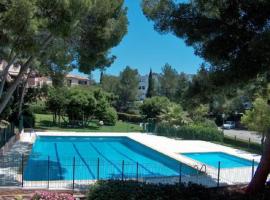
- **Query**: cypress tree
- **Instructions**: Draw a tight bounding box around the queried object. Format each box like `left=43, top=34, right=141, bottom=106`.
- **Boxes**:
left=146, top=69, right=156, bottom=98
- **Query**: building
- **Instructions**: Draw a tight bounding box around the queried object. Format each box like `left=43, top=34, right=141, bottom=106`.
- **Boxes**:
left=27, top=76, right=52, bottom=88
left=65, top=74, right=92, bottom=87
left=137, top=73, right=159, bottom=101
left=138, top=75, right=148, bottom=101
left=27, top=74, right=92, bottom=88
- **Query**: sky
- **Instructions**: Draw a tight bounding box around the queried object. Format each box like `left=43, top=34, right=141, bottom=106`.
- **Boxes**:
left=72, top=0, right=203, bottom=81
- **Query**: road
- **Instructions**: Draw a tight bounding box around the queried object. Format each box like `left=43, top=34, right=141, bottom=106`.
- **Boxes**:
left=223, top=129, right=262, bottom=144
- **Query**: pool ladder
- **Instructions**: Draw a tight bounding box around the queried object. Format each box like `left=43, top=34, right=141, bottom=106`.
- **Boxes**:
left=194, top=164, right=207, bottom=174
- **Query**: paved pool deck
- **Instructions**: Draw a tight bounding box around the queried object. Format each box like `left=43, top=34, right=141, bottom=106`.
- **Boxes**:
left=2, top=131, right=262, bottom=189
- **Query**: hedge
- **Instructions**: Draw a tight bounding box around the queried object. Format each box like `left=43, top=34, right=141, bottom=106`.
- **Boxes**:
left=118, top=112, right=144, bottom=123
left=87, top=180, right=268, bottom=200
left=155, top=123, right=223, bottom=142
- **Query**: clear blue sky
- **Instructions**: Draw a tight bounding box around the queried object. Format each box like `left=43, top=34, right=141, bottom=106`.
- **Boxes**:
left=73, top=0, right=203, bottom=81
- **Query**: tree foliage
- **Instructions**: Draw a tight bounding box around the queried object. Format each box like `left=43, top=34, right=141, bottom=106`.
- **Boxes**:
left=117, top=66, right=139, bottom=111
left=0, top=0, right=128, bottom=114
left=159, top=63, right=178, bottom=100
left=142, top=0, right=270, bottom=84
left=146, top=69, right=156, bottom=98
left=140, top=96, right=170, bottom=120
left=160, top=103, right=191, bottom=126
left=242, top=98, right=270, bottom=136
left=46, top=86, right=117, bottom=126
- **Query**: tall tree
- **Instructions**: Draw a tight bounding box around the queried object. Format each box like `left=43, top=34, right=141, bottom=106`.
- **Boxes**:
left=159, top=63, right=178, bottom=100
left=101, top=74, right=120, bottom=95
left=242, top=97, right=270, bottom=192
left=146, top=69, right=156, bottom=98
left=117, top=66, right=139, bottom=112
left=174, top=72, right=189, bottom=103
left=142, top=0, right=270, bottom=193
left=0, top=0, right=128, bottom=114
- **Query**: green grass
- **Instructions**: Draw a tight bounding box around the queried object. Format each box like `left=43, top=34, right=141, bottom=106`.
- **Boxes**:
left=34, top=114, right=143, bottom=132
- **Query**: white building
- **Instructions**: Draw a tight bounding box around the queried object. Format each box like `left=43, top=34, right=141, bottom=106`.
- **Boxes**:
left=66, top=74, right=92, bottom=86
left=138, top=75, right=149, bottom=101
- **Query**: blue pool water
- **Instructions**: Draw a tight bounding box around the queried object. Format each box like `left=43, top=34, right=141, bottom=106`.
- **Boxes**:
left=24, top=136, right=195, bottom=181
left=182, top=152, right=257, bottom=169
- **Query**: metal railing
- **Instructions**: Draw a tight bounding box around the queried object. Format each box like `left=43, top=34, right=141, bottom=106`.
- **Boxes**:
left=0, top=154, right=259, bottom=190
left=0, top=123, right=15, bottom=148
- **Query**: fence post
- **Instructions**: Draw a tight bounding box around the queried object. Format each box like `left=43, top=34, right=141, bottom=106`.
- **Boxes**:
left=251, top=159, right=255, bottom=180
left=136, top=162, right=139, bottom=182
left=4, top=128, right=6, bottom=143
left=234, top=136, right=237, bottom=142
left=21, top=154, right=24, bottom=187
left=122, top=160, right=124, bottom=181
left=179, top=162, right=182, bottom=184
left=47, top=156, right=50, bottom=189
left=248, top=138, right=251, bottom=150
left=72, top=157, right=75, bottom=190
left=97, top=158, right=100, bottom=180
left=217, top=161, right=221, bottom=187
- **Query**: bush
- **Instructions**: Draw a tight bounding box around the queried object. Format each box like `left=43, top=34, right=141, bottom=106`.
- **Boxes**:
left=118, top=112, right=144, bottom=123
left=156, top=123, right=223, bottom=142
left=87, top=180, right=268, bottom=200
left=32, top=191, right=74, bottom=200
left=29, top=100, right=48, bottom=114
left=101, top=107, right=118, bottom=126
left=88, top=181, right=207, bottom=200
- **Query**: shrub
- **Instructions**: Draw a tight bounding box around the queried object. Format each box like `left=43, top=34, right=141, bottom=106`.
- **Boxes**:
left=101, top=107, right=118, bottom=126
left=118, top=112, right=144, bottom=123
left=155, top=123, right=223, bottom=142
left=87, top=180, right=268, bottom=200
left=32, top=191, right=74, bottom=200
left=87, top=181, right=207, bottom=200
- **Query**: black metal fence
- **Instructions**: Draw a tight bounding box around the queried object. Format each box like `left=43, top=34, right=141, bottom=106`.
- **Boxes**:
left=0, top=123, right=15, bottom=148
left=0, top=154, right=259, bottom=190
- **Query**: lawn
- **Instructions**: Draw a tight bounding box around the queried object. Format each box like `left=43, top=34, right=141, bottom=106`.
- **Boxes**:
left=34, top=114, right=143, bottom=132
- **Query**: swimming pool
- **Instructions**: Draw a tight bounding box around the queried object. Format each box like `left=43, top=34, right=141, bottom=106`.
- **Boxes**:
left=182, top=152, right=257, bottom=169
left=24, top=136, right=195, bottom=181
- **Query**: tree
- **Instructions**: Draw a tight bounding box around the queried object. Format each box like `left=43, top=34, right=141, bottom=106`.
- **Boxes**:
left=146, top=69, right=156, bottom=98
left=140, top=96, right=170, bottom=120
left=142, top=0, right=270, bottom=84
left=242, top=98, right=270, bottom=193
left=174, top=72, right=190, bottom=104
left=65, top=87, right=96, bottom=126
left=117, top=66, right=139, bottom=112
left=101, top=74, right=120, bottom=95
left=159, top=63, right=178, bottom=100
left=0, top=0, right=128, bottom=114
left=183, top=66, right=215, bottom=110
left=46, top=87, right=69, bottom=124
left=142, top=0, right=270, bottom=193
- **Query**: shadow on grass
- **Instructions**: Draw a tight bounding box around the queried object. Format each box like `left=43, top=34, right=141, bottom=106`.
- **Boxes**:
left=37, top=120, right=100, bottom=130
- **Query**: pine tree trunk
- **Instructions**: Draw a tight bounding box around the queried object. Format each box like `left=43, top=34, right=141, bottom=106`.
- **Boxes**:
left=0, top=57, right=34, bottom=114
left=0, top=56, right=17, bottom=98
left=246, top=133, right=270, bottom=194
left=18, top=70, right=31, bottom=118
left=0, top=34, right=53, bottom=115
